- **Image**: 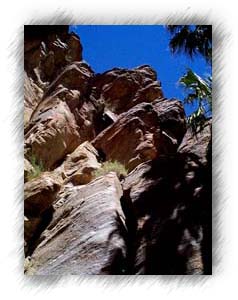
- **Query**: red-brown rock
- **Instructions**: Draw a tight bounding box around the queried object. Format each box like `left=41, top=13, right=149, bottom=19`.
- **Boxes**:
left=24, top=98, right=81, bottom=170
left=93, top=99, right=186, bottom=172
left=44, top=61, right=94, bottom=98
left=24, top=26, right=83, bottom=86
left=24, top=172, right=62, bottom=218
left=24, top=72, right=44, bottom=126
left=91, top=65, right=163, bottom=114
left=58, top=141, right=101, bottom=185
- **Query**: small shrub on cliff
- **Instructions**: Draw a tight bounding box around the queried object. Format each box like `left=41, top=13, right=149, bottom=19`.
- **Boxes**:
left=93, top=160, right=128, bottom=179
left=27, top=155, right=45, bottom=181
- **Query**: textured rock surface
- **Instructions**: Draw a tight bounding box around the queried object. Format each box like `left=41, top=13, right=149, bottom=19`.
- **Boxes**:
left=24, top=26, right=212, bottom=275
left=24, top=98, right=81, bottom=170
left=24, top=25, right=82, bottom=86
left=24, top=172, right=62, bottom=256
left=24, top=25, right=84, bottom=125
left=24, top=172, right=62, bottom=218
left=122, top=122, right=211, bottom=274
left=178, top=119, right=212, bottom=164
left=24, top=72, right=44, bottom=126
left=25, top=173, right=128, bottom=275
left=93, top=99, right=186, bottom=171
left=44, top=61, right=94, bottom=98
left=91, top=65, right=163, bottom=114
left=58, top=141, right=101, bottom=185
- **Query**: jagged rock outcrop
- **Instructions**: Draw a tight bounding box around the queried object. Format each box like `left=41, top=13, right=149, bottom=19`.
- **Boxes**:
left=90, top=65, right=163, bottom=114
left=24, top=26, right=212, bottom=275
left=57, top=141, right=101, bottom=185
left=24, top=25, right=84, bottom=126
left=43, top=61, right=94, bottom=98
left=25, top=173, right=127, bottom=275
left=93, top=99, right=186, bottom=172
left=122, top=121, right=212, bottom=274
left=24, top=98, right=81, bottom=170
left=24, top=25, right=82, bottom=86
left=24, top=172, right=62, bottom=218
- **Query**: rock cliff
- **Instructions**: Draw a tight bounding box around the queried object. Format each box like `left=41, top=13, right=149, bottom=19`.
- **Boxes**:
left=24, top=25, right=212, bottom=275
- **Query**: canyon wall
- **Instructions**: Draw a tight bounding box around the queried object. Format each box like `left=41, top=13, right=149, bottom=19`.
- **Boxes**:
left=24, top=25, right=212, bottom=275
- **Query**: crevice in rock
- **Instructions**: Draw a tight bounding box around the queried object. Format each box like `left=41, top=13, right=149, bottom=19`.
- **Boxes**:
left=96, top=148, right=107, bottom=163
left=120, top=188, right=137, bottom=274
left=25, top=206, right=54, bottom=257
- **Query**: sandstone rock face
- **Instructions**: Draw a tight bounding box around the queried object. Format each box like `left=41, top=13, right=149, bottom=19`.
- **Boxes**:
left=24, top=26, right=212, bottom=275
left=122, top=122, right=211, bottom=274
left=24, top=172, right=62, bottom=255
left=24, top=172, right=61, bottom=218
left=24, top=98, right=81, bottom=170
left=178, top=119, right=212, bottom=165
left=24, top=25, right=87, bottom=136
left=24, top=72, right=44, bottom=126
left=24, top=26, right=82, bottom=86
left=59, top=141, right=101, bottom=185
left=93, top=99, right=186, bottom=171
left=25, top=173, right=127, bottom=275
left=91, top=65, right=163, bottom=114
left=44, top=62, right=94, bottom=98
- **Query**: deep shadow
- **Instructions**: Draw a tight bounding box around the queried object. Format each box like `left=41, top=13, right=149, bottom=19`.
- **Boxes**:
left=25, top=206, right=54, bottom=257
left=123, top=150, right=212, bottom=274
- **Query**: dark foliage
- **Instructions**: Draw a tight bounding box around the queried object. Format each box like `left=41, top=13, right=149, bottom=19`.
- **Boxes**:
left=167, top=25, right=212, bottom=64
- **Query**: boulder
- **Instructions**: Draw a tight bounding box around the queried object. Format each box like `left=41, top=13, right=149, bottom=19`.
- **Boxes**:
left=91, top=65, right=163, bottom=114
left=24, top=172, right=62, bottom=218
left=122, top=121, right=211, bottom=274
left=43, top=61, right=94, bottom=98
left=58, top=141, right=101, bottom=185
left=93, top=99, right=186, bottom=172
left=25, top=173, right=128, bottom=275
left=24, top=98, right=81, bottom=170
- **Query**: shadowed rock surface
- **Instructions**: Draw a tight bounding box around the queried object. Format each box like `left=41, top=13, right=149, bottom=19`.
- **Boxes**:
left=122, top=122, right=212, bottom=274
left=24, top=26, right=212, bottom=275
left=24, top=172, right=62, bottom=218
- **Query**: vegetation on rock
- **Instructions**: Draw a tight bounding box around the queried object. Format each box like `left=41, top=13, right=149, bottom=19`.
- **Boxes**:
left=26, top=154, right=45, bottom=181
left=93, top=160, right=128, bottom=179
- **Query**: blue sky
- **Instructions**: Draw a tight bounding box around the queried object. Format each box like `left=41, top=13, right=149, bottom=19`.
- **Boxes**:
left=69, top=25, right=211, bottom=116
